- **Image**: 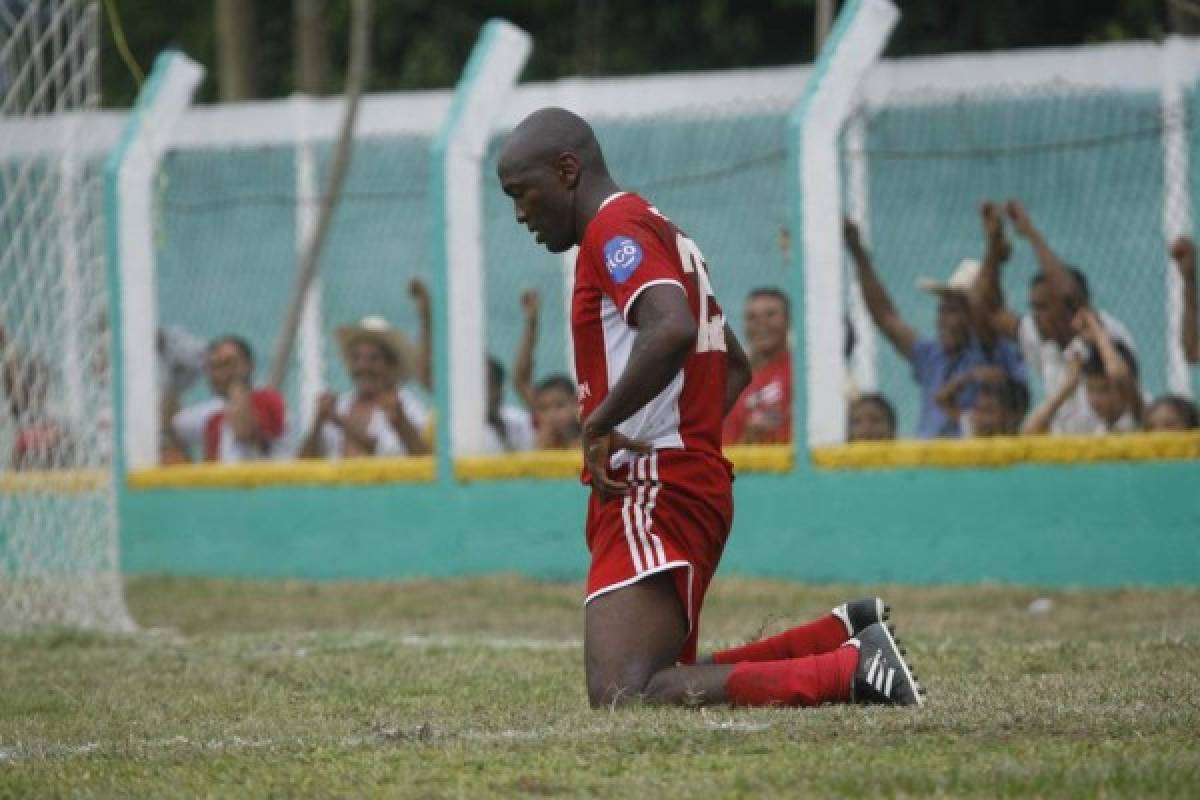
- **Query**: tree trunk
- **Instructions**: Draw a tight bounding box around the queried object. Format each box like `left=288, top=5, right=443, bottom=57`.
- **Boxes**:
left=815, top=0, right=836, bottom=54
left=294, top=0, right=330, bottom=94
left=214, top=0, right=256, bottom=101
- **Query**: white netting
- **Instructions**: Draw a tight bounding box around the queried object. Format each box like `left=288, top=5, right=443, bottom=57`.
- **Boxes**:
left=0, top=0, right=132, bottom=630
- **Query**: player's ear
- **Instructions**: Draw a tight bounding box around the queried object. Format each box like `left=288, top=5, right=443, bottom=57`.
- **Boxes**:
left=555, top=152, right=581, bottom=189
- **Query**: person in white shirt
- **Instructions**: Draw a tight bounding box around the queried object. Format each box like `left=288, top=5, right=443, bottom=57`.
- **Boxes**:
left=972, top=199, right=1138, bottom=434
left=165, top=336, right=289, bottom=463
left=483, top=356, right=535, bottom=454
left=1023, top=309, right=1144, bottom=435
left=299, top=316, right=430, bottom=459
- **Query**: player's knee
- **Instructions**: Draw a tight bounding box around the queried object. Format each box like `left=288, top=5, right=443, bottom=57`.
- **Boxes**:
left=586, top=666, right=653, bottom=709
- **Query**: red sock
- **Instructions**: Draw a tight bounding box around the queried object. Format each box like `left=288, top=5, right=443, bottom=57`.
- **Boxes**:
left=724, top=643, right=859, bottom=707
left=711, top=613, right=850, bottom=665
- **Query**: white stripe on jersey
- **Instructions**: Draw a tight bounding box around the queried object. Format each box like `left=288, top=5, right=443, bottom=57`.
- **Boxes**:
left=600, top=295, right=684, bottom=469
left=620, top=491, right=645, bottom=573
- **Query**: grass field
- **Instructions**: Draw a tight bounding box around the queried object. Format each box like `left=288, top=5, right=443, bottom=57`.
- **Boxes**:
left=1, top=575, right=1197, bottom=797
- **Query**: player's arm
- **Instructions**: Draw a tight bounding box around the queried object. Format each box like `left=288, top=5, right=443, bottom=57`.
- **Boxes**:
left=973, top=201, right=1020, bottom=340
left=585, top=284, right=696, bottom=435
left=843, top=219, right=918, bottom=360
left=581, top=284, right=691, bottom=498
left=723, top=322, right=751, bottom=416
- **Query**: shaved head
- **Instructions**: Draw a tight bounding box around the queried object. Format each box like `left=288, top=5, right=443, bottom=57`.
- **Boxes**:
left=497, top=108, right=618, bottom=254
left=498, top=107, right=607, bottom=176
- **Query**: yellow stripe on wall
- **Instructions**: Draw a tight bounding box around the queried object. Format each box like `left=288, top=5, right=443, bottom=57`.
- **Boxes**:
left=2, top=434, right=1196, bottom=494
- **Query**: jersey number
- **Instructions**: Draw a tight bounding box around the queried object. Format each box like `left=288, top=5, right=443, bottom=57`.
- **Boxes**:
left=675, top=232, right=726, bottom=353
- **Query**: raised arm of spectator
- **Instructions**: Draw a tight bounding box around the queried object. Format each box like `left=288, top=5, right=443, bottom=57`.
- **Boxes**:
left=1172, top=236, right=1199, bottom=363
left=378, top=390, right=431, bottom=456
left=724, top=322, right=752, bottom=416
left=1006, top=200, right=1077, bottom=307
left=225, top=378, right=267, bottom=450
left=298, top=392, right=336, bottom=458
left=513, top=289, right=540, bottom=409
left=1021, top=356, right=1082, bottom=434
left=1078, top=308, right=1144, bottom=423
left=972, top=201, right=1019, bottom=340
left=158, top=383, right=190, bottom=462
left=843, top=219, right=918, bottom=360
left=409, top=278, right=433, bottom=392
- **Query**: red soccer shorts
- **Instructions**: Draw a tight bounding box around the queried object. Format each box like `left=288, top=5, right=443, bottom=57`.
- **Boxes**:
left=584, top=449, right=734, bottom=665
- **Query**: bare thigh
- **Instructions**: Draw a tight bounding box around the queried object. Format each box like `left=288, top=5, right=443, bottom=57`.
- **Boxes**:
left=584, top=570, right=732, bottom=708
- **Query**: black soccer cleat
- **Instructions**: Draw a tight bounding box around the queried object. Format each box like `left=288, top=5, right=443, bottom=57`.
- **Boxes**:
left=832, top=596, right=890, bottom=638
left=850, top=622, right=926, bottom=707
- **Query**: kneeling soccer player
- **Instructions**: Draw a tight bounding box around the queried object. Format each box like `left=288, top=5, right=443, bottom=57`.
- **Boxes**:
left=497, top=107, right=926, bottom=709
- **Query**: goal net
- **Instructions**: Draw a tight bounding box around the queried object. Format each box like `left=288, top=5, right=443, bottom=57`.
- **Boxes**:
left=0, top=0, right=133, bottom=630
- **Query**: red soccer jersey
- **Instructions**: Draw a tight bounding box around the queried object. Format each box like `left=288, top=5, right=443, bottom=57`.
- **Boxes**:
left=571, top=193, right=729, bottom=479
left=722, top=352, right=792, bottom=445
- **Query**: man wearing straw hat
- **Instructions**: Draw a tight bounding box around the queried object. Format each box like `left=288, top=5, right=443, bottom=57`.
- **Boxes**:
left=298, top=316, right=430, bottom=458
left=843, top=216, right=1027, bottom=438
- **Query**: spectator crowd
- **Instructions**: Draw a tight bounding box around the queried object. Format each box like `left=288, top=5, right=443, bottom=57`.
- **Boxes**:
left=3, top=198, right=1199, bottom=470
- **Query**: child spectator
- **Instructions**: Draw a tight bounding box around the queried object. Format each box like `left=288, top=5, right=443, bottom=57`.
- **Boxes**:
left=1023, top=310, right=1142, bottom=435
left=530, top=375, right=582, bottom=450
left=847, top=393, right=896, bottom=442
left=1144, top=395, right=1199, bottom=432
left=935, top=367, right=1029, bottom=437
left=484, top=356, right=535, bottom=453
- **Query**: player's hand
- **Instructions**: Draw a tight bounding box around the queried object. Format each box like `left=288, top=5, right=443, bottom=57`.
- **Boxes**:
left=408, top=277, right=430, bottom=308
left=1005, top=199, right=1035, bottom=238
left=980, top=201, right=1011, bottom=262
left=842, top=218, right=863, bottom=253
left=520, top=289, right=541, bottom=324
left=1171, top=236, right=1196, bottom=276
left=581, top=423, right=651, bottom=501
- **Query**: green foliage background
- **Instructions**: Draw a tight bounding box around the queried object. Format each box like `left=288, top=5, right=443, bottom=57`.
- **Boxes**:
left=100, top=0, right=1174, bottom=107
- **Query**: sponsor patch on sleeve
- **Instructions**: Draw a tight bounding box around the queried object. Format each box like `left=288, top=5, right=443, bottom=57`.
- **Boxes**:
left=603, top=236, right=643, bottom=284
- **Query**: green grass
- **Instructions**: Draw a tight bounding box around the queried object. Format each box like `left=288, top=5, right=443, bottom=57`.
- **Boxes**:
left=1, top=576, right=1197, bottom=797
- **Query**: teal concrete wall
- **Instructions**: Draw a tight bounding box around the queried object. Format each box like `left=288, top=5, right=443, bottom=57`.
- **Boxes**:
left=121, top=459, right=1200, bottom=587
